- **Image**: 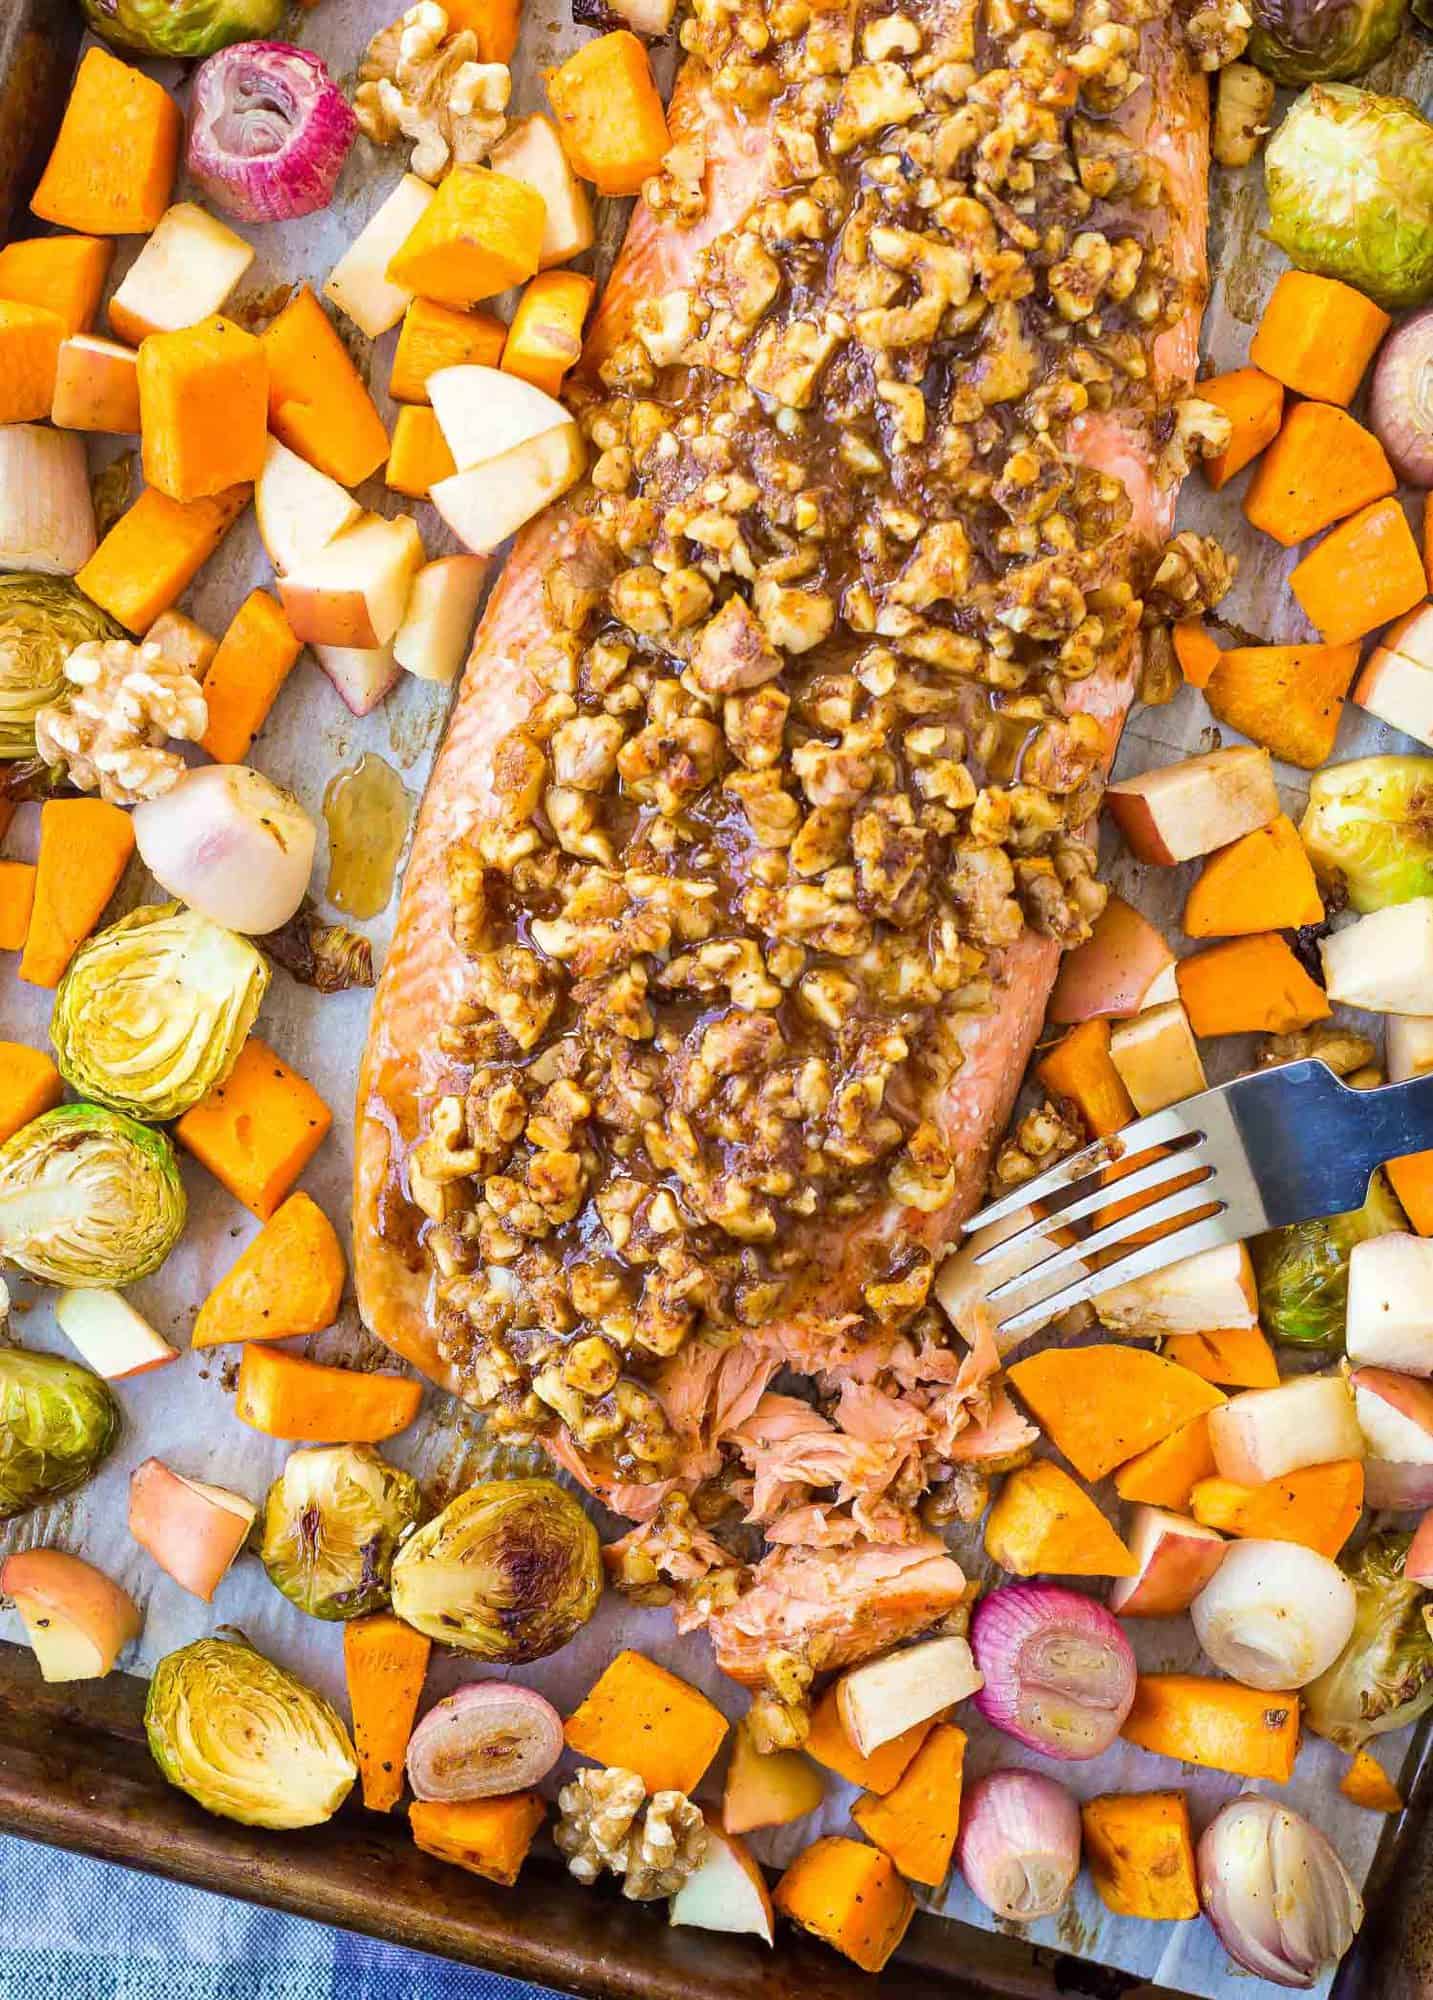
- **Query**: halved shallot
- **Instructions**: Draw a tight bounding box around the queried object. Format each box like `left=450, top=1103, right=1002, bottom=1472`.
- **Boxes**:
left=1190, top=1540, right=1356, bottom=1691
left=957, top=1770, right=1081, bottom=1923
left=1198, top=1795, right=1363, bottom=1989
left=970, top=1583, right=1136, bottom=1760
left=405, top=1682, right=564, bottom=1801
left=189, top=42, right=356, bottom=223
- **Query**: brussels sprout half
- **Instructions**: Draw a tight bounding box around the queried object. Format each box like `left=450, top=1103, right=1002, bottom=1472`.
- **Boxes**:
left=1252, top=1168, right=1407, bottom=1349
left=146, top=1635, right=357, bottom=1828
left=0, top=1348, right=120, bottom=1520
left=81, top=0, right=285, bottom=58
left=1304, top=1533, right=1433, bottom=1750
left=1300, top=756, right=1433, bottom=912
left=259, top=1445, right=424, bottom=1620
left=1248, top=0, right=1405, bottom=84
left=391, top=1478, right=602, bottom=1662
left=0, top=573, right=121, bottom=760
left=0, top=1103, right=186, bottom=1288
left=53, top=903, right=269, bottom=1123
left=1266, top=84, right=1433, bottom=311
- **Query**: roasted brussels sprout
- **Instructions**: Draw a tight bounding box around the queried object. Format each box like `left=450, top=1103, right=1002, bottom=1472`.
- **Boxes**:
left=1300, top=757, right=1433, bottom=912
left=146, top=1635, right=357, bottom=1828
left=0, top=1104, right=186, bottom=1287
left=390, top=1478, right=602, bottom=1662
left=53, top=904, right=268, bottom=1123
left=1266, top=85, right=1433, bottom=310
left=0, top=573, right=121, bottom=760
left=81, top=0, right=285, bottom=58
left=0, top=1347, right=120, bottom=1519
left=259, top=1445, right=423, bottom=1621
left=1248, top=0, right=1405, bottom=83
left=1304, top=1533, right=1433, bottom=1750
left=1252, top=1169, right=1406, bottom=1348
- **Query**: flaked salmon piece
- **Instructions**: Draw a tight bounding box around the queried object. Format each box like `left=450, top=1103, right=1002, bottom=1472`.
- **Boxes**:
left=726, top=1391, right=916, bottom=1523
left=763, top=1499, right=925, bottom=1548
left=707, top=1539, right=967, bottom=1686
left=944, top=1382, right=1041, bottom=1466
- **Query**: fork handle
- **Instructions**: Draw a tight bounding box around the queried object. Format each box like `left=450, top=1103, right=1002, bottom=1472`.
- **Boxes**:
left=1339, top=1070, right=1433, bottom=1180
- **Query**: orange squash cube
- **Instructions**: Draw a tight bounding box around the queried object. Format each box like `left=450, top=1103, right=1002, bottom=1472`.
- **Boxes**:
left=76, top=483, right=251, bottom=634
left=0, top=302, right=65, bottom=423
left=200, top=589, right=303, bottom=765
left=176, top=1036, right=332, bottom=1219
left=138, top=316, right=268, bottom=503
left=260, top=287, right=391, bottom=489
left=546, top=32, right=670, bottom=197
left=410, top=1795, right=545, bottom=1886
left=0, top=1043, right=63, bottom=1146
left=387, top=165, right=545, bottom=308
left=502, top=270, right=594, bottom=398
left=0, top=234, right=111, bottom=336
left=385, top=406, right=457, bottom=499
left=564, top=1650, right=728, bottom=1795
left=774, top=1837, right=914, bottom=1974
left=32, top=47, right=181, bottom=235
left=389, top=297, right=506, bottom=404
left=0, top=862, right=37, bottom=953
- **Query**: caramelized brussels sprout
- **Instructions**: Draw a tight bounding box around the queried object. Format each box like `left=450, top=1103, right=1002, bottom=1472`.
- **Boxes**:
left=81, top=0, right=285, bottom=58
left=53, top=903, right=268, bottom=1123
left=1252, top=1169, right=1406, bottom=1349
left=390, top=1478, right=601, bottom=1662
left=0, top=1347, right=119, bottom=1519
left=1266, top=85, right=1433, bottom=310
left=0, top=573, right=120, bottom=759
left=1248, top=0, right=1405, bottom=84
left=1304, top=1534, right=1433, bottom=1750
left=146, top=1635, right=357, bottom=1828
left=259, top=1445, right=423, bottom=1620
left=1300, top=757, right=1433, bottom=912
left=0, top=1104, right=186, bottom=1287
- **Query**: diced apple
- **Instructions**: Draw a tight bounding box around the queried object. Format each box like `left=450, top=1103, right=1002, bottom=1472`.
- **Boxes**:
left=1321, top=902, right=1433, bottom=1015
left=722, top=1718, right=825, bottom=1835
left=1388, top=1016, right=1433, bottom=1085
left=55, top=1288, right=178, bottom=1380
left=1350, top=1366, right=1433, bottom=1519
left=835, top=1636, right=982, bottom=1757
left=145, top=609, right=218, bottom=678
left=1109, top=1505, right=1227, bottom=1616
left=1383, top=603, right=1433, bottom=671
left=669, top=1819, right=774, bottom=1945
left=1096, top=1240, right=1257, bottom=1334
left=1354, top=647, right=1433, bottom=750
left=324, top=174, right=434, bottom=338
left=1141, top=961, right=1180, bottom=1009
left=489, top=115, right=596, bottom=270
left=1106, top=746, right=1279, bottom=866
left=393, top=556, right=487, bottom=684
left=428, top=364, right=571, bottom=472
left=108, top=202, right=254, bottom=345
left=1108, top=1001, right=1208, bottom=1116
left=1048, top=895, right=1176, bottom=1023
left=1408, top=1509, right=1433, bottom=1583
left=1347, top=1234, right=1433, bottom=1373
left=431, top=424, right=586, bottom=554
left=1, top=1548, right=140, bottom=1683
left=935, top=1205, right=1085, bottom=1354
left=255, top=436, right=362, bottom=577
left=279, top=513, right=425, bottom=650
left=129, top=1457, right=256, bottom=1602
left=313, top=642, right=401, bottom=718
left=1208, top=1374, right=1363, bottom=1487
left=51, top=333, right=140, bottom=433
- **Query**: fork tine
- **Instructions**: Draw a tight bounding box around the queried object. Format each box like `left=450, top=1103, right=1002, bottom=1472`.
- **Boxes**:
left=962, top=1102, right=1204, bottom=1234
left=985, top=1181, right=1226, bottom=1302
left=971, top=1146, right=1212, bottom=1267
left=992, top=1211, right=1240, bottom=1339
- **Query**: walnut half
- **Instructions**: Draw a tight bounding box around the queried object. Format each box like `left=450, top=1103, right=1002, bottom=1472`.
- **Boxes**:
left=355, top=2, right=510, bottom=182
left=554, top=1767, right=708, bottom=1899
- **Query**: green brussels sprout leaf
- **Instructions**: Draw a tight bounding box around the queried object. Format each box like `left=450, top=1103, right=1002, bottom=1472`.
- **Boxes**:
left=81, top=0, right=286, bottom=59
left=259, top=1445, right=423, bottom=1621
left=0, top=1103, right=186, bottom=1288
left=145, top=1635, right=357, bottom=1828
left=53, top=903, right=269, bottom=1123
left=1252, top=1168, right=1406, bottom=1349
left=0, top=1348, right=119, bottom=1519
left=391, top=1478, right=602, bottom=1662
left=0, top=573, right=120, bottom=760
left=1304, top=1533, right=1433, bottom=1750
left=1300, top=756, right=1433, bottom=912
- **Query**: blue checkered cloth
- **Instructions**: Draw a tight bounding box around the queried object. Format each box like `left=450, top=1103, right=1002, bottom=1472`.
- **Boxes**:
left=0, top=1833, right=574, bottom=2000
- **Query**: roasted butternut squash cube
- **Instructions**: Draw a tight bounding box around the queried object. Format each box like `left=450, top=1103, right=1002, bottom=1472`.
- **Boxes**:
left=176, top=1036, right=332, bottom=1219
left=76, top=483, right=251, bottom=634
left=564, top=1650, right=727, bottom=1795
left=200, top=589, right=303, bottom=765
left=545, top=32, right=670, bottom=197
left=387, top=165, right=545, bottom=308
left=260, top=287, right=390, bottom=489
left=389, top=297, right=506, bottom=404
left=774, top=1837, right=914, bottom=1974
left=32, top=47, right=181, bottom=235
left=1081, top=1792, right=1199, bottom=1921
left=138, top=315, right=268, bottom=503
left=0, top=301, right=65, bottom=423
left=0, top=1043, right=63, bottom=1145
left=501, top=270, right=593, bottom=398
left=385, top=406, right=457, bottom=499
left=410, top=1795, right=545, bottom=1886
left=0, top=862, right=37, bottom=953
left=0, top=234, right=111, bottom=336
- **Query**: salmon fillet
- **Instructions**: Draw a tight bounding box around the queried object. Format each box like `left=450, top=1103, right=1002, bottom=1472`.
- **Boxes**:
left=356, top=0, right=1211, bottom=1676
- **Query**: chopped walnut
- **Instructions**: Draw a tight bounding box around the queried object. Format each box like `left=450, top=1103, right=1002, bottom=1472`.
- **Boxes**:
left=555, top=1768, right=708, bottom=1899
left=1179, top=0, right=1251, bottom=68
left=1258, top=1026, right=1376, bottom=1077
left=355, top=2, right=509, bottom=181
left=1144, top=531, right=1237, bottom=622
left=989, top=1099, right=1082, bottom=1191
left=34, top=638, right=206, bottom=805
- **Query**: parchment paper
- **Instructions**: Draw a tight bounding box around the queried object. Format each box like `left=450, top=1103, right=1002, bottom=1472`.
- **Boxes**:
left=0, top=17, right=1425, bottom=1998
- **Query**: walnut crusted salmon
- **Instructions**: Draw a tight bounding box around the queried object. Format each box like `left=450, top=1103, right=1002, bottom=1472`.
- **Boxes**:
left=356, top=0, right=1218, bottom=1709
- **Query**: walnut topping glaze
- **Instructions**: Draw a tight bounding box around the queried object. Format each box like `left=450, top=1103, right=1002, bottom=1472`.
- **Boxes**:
left=403, top=0, right=1231, bottom=1480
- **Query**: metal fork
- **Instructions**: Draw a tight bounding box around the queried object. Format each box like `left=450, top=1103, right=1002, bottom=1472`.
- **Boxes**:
left=960, top=1059, right=1433, bottom=1340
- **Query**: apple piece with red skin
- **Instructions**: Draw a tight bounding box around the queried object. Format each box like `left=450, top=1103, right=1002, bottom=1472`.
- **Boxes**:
left=669, top=1820, right=774, bottom=1945
left=55, top=1288, right=177, bottom=1380
left=51, top=334, right=140, bottom=434
left=1, top=1548, right=141, bottom=1682
left=1208, top=1374, right=1364, bottom=1487
left=279, top=513, right=424, bottom=651
left=1106, top=746, right=1280, bottom=866
left=836, top=1635, right=982, bottom=1757
left=1109, top=1505, right=1226, bottom=1617
left=312, top=642, right=401, bottom=718
left=1048, top=895, right=1176, bottom=1023
left=427, top=364, right=571, bottom=471
left=129, top=1458, right=256, bottom=1601
left=430, top=424, right=585, bottom=555
left=1352, top=1366, right=1433, bottom=1508
left=722, top=1720, right=824, bottom=1836
left=1354, top=647, right=1433, bottom=751
left=393, top=556, right=488, bottom=685
left=1347, top=1234, right=1433, bottom=1374
left=255, top=437, right=361, bottom=578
